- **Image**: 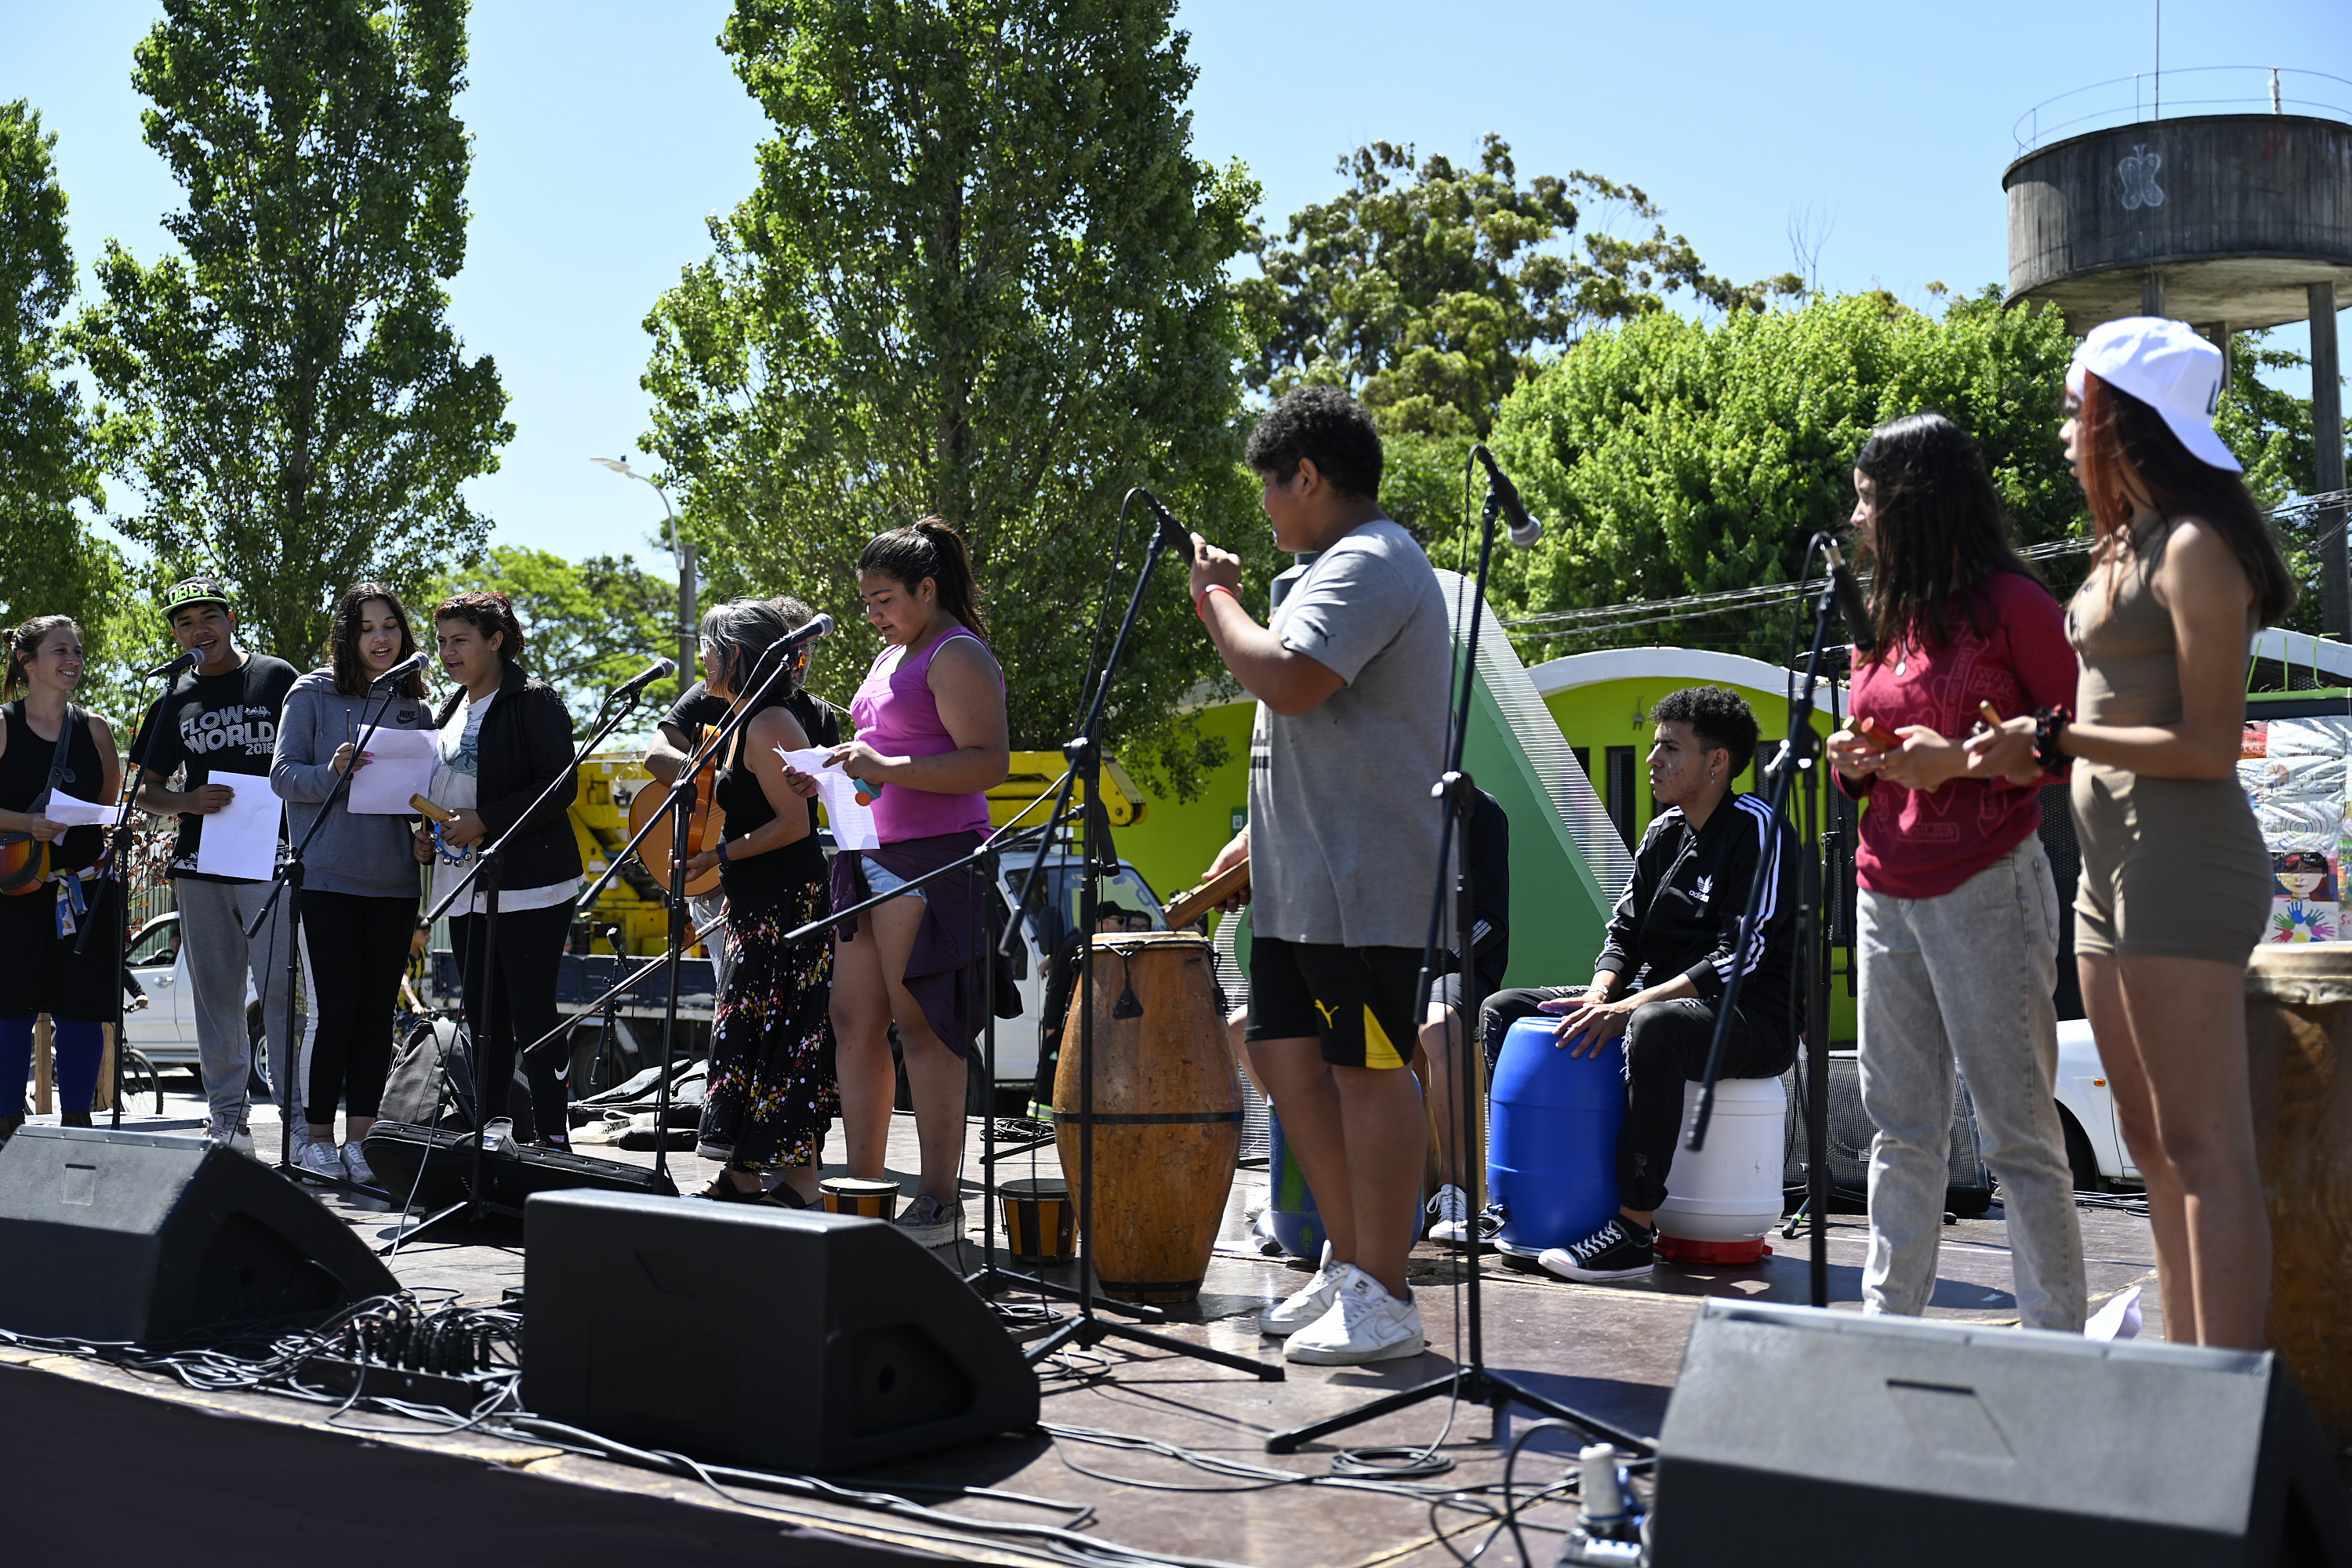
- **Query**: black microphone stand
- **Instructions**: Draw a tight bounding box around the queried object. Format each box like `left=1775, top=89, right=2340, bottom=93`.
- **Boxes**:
left=78, top=659, right=181, bottom=1131
left=383, top=673, right=657, bottom=1247
left=1263, top=463, right=1648, bottom=1456
left=244, top=670, right=412, bottom=1197
left=1682, top=532, right=1849, bottom=1309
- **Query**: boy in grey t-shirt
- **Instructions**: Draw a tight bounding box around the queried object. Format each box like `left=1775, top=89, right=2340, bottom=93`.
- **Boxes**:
left=1190, top=387, right=1448, bottom=1367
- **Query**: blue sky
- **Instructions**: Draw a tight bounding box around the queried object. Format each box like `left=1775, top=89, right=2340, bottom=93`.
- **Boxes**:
left=6, top=1, right=2347, bottom=568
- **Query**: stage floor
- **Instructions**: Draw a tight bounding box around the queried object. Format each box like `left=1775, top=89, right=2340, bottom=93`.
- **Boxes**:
left=5, top=1096, right=2182, bottom=1566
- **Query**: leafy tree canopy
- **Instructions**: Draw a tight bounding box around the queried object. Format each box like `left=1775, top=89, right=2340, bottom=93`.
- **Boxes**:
left=643, top=0, right=1270, bottom=798
left=424, top=546, right=686, bottom=735
left=1477, top=287, right=2085, bottom=663
left=0, top=100, right=125, bottom=677
left=1237, top=135, right=1803, bottom=442
left=70, top=0, right=511, bottom=671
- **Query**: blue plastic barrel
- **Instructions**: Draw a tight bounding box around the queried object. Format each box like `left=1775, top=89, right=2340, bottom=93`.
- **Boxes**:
left=1488, top=1014, right=1625, bottom=1256
left=1263, top=1107, right=1325, bottom=1260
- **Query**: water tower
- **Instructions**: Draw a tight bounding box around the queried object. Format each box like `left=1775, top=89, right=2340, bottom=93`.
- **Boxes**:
left=2004, top=70, right=2352, bottom=627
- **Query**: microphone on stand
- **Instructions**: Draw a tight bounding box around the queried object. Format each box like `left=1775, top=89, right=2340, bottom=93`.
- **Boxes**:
left=607, top=655, right=679, bottom=706
left=369, top=650, right=432, bottom=687
left=1820, top=539, right=1878, bottom=654
left=782, top=612, right=834, bottom=646
left=1472, top=446, right=1544, bottom=548
left=1135, top=488, right=1196, bottom=562
left=142, top=650, right=199, bottom=680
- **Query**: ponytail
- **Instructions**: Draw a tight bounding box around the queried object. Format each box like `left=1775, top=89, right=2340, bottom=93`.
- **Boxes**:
left=858, top=517, right=989, bottom=644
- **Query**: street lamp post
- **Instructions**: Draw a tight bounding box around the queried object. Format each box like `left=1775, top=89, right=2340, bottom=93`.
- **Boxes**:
left=591, top=456, right=696, bottom=681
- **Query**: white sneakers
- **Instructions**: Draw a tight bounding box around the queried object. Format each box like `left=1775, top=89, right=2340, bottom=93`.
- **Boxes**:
left=341, top=1141, right=377, bottom=1187
left=295, top=1140, right=344, bottom=1180
left=204, top=1116, right=256, bottom=1158
left=1258, top=1245, right=1425, bottom=1365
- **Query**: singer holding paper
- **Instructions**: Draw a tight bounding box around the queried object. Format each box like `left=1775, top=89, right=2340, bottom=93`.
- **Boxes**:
left=416, top=592, right=582, bottom=1146
left=797, top=519, right=1017, bottom=1250
left=0, top=617, right=122, bottom=1142
left=270, top=584, right=434, bottom=1182
left=673, top=598, right=837, bottom=1206
left=133, top=577, right=301, bottom=1156
left=1822, top=413, right=2087, bottom=1333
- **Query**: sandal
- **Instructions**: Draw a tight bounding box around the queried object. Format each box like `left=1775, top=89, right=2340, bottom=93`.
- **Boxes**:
left=694, top=1175, right=769, bottom=1203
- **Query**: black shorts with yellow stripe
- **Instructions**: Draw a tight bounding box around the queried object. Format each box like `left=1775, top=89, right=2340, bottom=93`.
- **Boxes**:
left=1244, top=938, right=1423, bottom=1070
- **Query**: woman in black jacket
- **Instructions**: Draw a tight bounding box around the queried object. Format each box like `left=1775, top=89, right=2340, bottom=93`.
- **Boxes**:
left=416, top=592, right=583, bottom=1145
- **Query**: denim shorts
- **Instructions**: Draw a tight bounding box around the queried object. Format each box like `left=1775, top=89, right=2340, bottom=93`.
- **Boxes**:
left=863, top=857, right=926, bottom=903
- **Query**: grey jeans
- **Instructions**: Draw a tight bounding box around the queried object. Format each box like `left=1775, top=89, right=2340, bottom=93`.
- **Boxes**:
left=173, top=876, right=299, bottom=1127
left=1857, top=837, right=2086, bottom=1332
left=691, top=888, right=734, bottom=1000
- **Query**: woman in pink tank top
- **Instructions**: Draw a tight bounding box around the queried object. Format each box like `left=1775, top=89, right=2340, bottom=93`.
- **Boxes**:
left=798, top=519, right=1011, bottom=1247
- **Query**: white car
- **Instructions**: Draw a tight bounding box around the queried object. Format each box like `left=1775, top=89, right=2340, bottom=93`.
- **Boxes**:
left=122, top=912, right=278, bottom=1091
left=989, top=850, right=1169, bottom=1093
left=2053, top=1017, right=2135, bottom=1189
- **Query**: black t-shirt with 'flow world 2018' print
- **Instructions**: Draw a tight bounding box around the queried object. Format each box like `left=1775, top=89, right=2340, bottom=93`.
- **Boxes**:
left=136, top=652, right=300, bottom=883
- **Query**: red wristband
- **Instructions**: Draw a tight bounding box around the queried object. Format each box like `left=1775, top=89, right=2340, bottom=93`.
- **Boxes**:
left=1195, top=583, right=1237, bottom=620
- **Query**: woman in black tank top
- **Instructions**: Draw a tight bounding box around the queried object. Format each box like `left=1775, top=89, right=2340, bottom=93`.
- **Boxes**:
left=0, top=616, right=125, bottom=1139
left=683, top=598, right=837, bottom=1206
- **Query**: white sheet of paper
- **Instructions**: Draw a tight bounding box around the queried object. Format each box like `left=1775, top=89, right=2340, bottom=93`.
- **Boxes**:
left=38, top=794, right=117, bottom=828
left=193, top=780, right=283, bottom=880
left=775, top=746, right=880, bottom=851
left=343, top=725, right=441, bottom=815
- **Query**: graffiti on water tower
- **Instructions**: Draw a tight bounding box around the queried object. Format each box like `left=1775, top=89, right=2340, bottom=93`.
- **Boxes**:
left=2118, top=144, right=2165, bottom=211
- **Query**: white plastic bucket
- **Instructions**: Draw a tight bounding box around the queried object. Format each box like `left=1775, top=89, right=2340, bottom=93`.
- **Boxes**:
left=1654, top=1076, right=1785, bottom=1244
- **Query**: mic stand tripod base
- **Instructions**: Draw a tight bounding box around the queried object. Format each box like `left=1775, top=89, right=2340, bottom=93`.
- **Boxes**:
left=1262, top=1362, right=1647, bottom=1456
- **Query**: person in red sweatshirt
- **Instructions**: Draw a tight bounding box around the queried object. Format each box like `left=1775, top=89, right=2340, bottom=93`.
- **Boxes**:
left=1828, top=412, right=2088, bottom=1333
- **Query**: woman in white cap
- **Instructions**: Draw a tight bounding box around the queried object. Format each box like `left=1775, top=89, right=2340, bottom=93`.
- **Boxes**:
left=1970, top=317, right=2294, bottom=1348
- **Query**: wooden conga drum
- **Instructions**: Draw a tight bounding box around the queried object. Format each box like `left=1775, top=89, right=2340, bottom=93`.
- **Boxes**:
left=2243, top=942, right=2352, bottom=1444
left=1051, top=931, right=1240, bottom=1302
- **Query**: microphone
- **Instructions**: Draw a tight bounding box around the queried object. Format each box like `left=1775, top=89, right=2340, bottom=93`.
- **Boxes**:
left=608, top=655, right=678, bottom=705
left=1472, top=446, right=1544, bottom=548
left=1820, top=539, right=1878, bottom=654
left=142, top=650, right=198, bottom=680
left=1135, top=488, right=1196, bottom=562
left=370, top=650, right=431, bottom=687
left=782, top=612, right=834, bottom=646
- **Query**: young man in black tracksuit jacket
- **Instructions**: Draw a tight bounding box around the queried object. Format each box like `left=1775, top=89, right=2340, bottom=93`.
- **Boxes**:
left=1475, top=687, right=1798, bottom=1280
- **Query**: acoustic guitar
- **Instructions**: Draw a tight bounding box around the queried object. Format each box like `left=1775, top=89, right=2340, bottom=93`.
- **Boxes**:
left=629, top=753, right=728, bottom=898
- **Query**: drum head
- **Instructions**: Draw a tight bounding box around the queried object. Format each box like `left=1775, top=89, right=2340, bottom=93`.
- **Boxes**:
left=1090, top=931, right=1210, bottom=956
left=2247, top=939, right=2352, bottom=1002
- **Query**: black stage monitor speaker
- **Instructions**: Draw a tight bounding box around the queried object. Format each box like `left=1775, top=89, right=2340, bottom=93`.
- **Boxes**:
left=363, top=1120, right=676, bottom=1214
left=1652, top=1300, right=2350, bottom=1568
left=523, top=1190, right=1039, bottom=1473
left=0, top=1126, right=399, bottom=1344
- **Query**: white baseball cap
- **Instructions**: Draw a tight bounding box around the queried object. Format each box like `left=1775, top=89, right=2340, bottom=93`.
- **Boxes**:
left=2065, top=316, right=2242, bottom=474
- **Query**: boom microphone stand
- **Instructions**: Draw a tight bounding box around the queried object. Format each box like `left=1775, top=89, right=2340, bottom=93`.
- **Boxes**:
left=79, top=655, right=182, bottom=1130
left=1263, top=457, right=1649, bottom=1456
left=383, top=671, right=663, bottom=1247
left=1683, top=532, right=1857, bottom=1309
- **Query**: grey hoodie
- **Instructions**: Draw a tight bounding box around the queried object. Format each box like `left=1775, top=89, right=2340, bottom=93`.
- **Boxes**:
left=270, top=670, right=431, bottom=898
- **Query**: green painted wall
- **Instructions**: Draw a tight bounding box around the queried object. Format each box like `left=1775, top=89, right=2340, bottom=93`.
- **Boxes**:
left=1113, top=700, right=1255, bottom=906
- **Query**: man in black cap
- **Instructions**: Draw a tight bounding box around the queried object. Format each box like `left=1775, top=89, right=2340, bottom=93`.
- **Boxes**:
left=132, top=577, right=301, bottom=1156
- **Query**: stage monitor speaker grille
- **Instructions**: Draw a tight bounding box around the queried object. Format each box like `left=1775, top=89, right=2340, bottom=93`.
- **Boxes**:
left=1653, top=1300, right=2350, bottom=1568
left=522, top=1189, right=1039, bottom=1474
left=0, top=1126, right=400, bottom=1344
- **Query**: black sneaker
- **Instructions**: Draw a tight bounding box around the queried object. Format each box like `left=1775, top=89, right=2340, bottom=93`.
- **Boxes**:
left=1430, top=1198, right=1504, bottom=1249
left=1537, top=1216, right=1656, bottom=1282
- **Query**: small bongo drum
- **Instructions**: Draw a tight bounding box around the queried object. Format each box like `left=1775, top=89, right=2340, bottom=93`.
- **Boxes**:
left=820, top=1176, right=899, bottom=1221
left=1001, top=1177, right=1076, bottom=1261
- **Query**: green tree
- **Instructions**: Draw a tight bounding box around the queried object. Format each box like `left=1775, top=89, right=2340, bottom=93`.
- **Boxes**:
left=1237, top=135, right=1804, bottom=443
left=1480, top=288, right=2084, bottom=662
left=425, top=546, right=684, bottom=735
left=642, top=0, right=1265, bottom=797
left=71, top=0, right=510, bottom=671
left=0, top=100, right=124, bottom=661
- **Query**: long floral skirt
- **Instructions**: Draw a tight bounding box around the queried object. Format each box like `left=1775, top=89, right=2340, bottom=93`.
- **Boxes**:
left=697, top=879, right=837, bottom=1170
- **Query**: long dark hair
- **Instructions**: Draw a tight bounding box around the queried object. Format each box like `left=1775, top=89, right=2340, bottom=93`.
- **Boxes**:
left=858, top=517, right=989, bottom=644
left=1853, top=412, right=2043, bottom=663
left=2, top=615, right=77, bottom=702
left=325, top=582, right=425, bottom=698
left=434, top=590, right=525, bottom=666
left=2075, top=373, right=2296, bottom=627
left=699, top=595, right=817, bottom=707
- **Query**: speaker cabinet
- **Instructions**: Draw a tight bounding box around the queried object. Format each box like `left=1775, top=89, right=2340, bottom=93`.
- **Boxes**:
left=522, top=1190, right=1040, bottom=1473
left=1653, top=1300, right=2350, bottom=1567
left=0, top=1126, right=400, bottom=1344
left=363, top=1120, right=676, bottom=1214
